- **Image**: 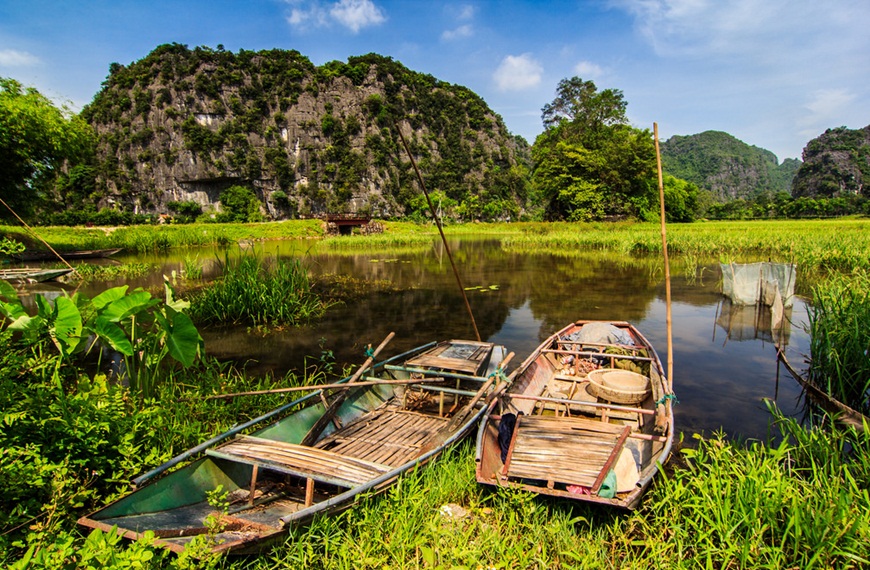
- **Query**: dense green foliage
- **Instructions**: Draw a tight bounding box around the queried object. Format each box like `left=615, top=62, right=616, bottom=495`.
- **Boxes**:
left=793, top=125, right=870, bottom=198
left=216, top=185, right=263, bottom=223
left=660, top=131, right=800, bottom=201
left=0, top=78, right=94, bottom=218
left=532, top=77, right=658, bottom=221
left=188, top=253, right=332, bottom=326
left=705, top=192, right=869, bottom=219
left=807, top=271, right=870, bottom=415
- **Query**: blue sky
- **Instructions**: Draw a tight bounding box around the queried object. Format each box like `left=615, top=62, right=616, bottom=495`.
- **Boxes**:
left=1, top=0, right=868, bottom=161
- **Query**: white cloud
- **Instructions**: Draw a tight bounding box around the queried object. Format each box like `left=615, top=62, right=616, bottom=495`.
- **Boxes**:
left=493, top=54, right=543, bottom=91
left=442, top=24, right=473, bottom=41
left=330, top=0, right=386, bottom=33
left=285, top=0, right=385, bottom=33
left=798, top=88, right=858, bottom=136
left=458, top=4, right=475, bottom=20
left=573, top=60, right=605, bottom=79
left=610, top=0, right=870, bottom=61
left=0, top=49, right=40, bottom=67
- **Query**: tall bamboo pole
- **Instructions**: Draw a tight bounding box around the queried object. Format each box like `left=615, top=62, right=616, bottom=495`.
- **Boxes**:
left=653, top=123, right=673, bottom=391
left=0, top=197, right=76, bottom=272
left=395, top=122, right=481, bottom=342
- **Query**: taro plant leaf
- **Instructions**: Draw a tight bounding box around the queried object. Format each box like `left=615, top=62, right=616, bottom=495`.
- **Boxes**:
left=0, top=284, right=29, bottom=326
left=91, top=285, right=129, bottom=310
left=99, top=291, right=157, bottom=323
left=0, top=279, right=19, bottom=303
left=154, top=309, right=202, bottom=367
left=52, top=296, right=82, bottom=357
left=163, top=276, right=190, bottom=312
left=93, top=317, right=134, bottom=356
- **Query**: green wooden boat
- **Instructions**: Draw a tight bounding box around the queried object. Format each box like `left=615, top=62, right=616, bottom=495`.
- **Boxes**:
left=0, top=267, right=74, bottom=283
left=78, top=338, right=511, bottom=555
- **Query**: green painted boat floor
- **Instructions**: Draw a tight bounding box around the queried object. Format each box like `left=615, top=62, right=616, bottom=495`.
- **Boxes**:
left=99, top=495, right=304, bottom=534
left=100, top=501, right=214, bottom=535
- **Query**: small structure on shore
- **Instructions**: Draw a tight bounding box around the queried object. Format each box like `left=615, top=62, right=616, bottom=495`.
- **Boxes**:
left=324, top=214, right=383, bottom=236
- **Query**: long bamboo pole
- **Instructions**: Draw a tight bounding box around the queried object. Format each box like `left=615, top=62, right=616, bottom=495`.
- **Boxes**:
left=199, top=377, right=445, bottom=401
left=394, top=122, right=481, bottom=342
left=0, top=197, right=76, bottom=272
left=653, top=123, right=674, bottom=392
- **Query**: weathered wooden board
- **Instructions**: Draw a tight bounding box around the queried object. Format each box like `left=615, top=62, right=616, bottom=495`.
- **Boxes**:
left=208, top=436, right=390, bottom=487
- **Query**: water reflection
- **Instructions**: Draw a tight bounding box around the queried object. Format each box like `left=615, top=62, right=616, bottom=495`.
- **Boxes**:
left=11, top=238, right=812, bottom=441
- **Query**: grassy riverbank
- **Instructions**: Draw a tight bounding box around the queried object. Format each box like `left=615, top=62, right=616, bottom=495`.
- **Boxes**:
left=2, top=343, right=868, bottom=568
left=2, top=219, right=870, bottom=567
left=4, top=219, right=869, bottom=275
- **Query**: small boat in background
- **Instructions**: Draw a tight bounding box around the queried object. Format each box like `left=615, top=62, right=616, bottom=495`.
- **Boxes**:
left=11, top=247, right=123, bottom=262
left=475, top=320, right=674, bottom=510
left=78, top=337, right=511, bottom=555
left=0, top=267, right=74, bottom=283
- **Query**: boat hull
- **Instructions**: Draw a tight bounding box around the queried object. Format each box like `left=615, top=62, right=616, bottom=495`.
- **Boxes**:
left=79, top=339, right=507, bottom=555
left=475, top=320, right=674, bottom=510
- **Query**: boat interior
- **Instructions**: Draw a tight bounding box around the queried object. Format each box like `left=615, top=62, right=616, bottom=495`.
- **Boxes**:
left=477, top=324, right=671, bottom=507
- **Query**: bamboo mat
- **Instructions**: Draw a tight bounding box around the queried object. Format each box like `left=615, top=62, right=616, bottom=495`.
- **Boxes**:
left=315, top=409, right=449, bottom=467
left=505, top=415, right=626, bottom=488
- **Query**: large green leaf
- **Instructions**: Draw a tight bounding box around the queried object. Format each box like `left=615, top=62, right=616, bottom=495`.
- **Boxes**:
left=53, top=296, right=82, bottom=356
left=163, top=277, right=190, bottom=312
left=6, top=314, right=40, bottom=332
left=99, top=291, right=156, bottom=323
left=162, top=312, right=202, bottom=368
left=91, top=285, right=129, bottom=310
left=0, top=279, right=19, bottom=303
left=94, top=317, right=134, bottom=356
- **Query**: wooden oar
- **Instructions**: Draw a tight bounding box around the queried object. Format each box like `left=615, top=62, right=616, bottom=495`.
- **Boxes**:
left=300, top=332, right=396, bottom=446
left=196, top=377, right=446, bottom=402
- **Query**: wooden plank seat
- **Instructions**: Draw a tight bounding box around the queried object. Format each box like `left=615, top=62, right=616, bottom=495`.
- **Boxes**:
left=503, top=415, right=631, bottom=491
left=314, top=410, right=449, bottom=467
left=207, top=435, right=391, bottom=488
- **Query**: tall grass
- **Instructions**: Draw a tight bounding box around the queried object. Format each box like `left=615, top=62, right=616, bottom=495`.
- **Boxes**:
left=249, top=408, right=870, bottom=569
left=0, top=220, right=324, bottom=253
left=188, top=252, right=333, bottom=327
left=807, top=271, right=870, bottom=414
left=502, top=219, right=870, bottom=276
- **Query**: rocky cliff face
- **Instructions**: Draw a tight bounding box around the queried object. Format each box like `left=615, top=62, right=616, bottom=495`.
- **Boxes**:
left=82, top=44, right=530, bottom=219
left=791, top=125, right=870, bottom=198
left=660, top=131, right=800, bottom=200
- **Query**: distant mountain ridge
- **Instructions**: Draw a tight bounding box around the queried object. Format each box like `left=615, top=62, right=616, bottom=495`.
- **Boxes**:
left=660, top=131, right=801, bottom=200
left=81, top=44, right=530, bottom=219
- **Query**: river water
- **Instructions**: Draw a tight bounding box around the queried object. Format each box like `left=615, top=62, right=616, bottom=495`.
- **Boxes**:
left=28, top=237, right=812, bottom=442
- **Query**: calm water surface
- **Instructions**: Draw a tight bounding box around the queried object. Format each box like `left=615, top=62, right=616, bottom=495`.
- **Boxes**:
left=37, top=238, right=811, bottom=442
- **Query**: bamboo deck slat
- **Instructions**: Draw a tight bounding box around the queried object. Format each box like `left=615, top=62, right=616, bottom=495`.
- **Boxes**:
left=504, top=416, right=629, bottom=489
left=315, top=409, right=448, bottom=467
left=208, top=436, right=390, bottom=488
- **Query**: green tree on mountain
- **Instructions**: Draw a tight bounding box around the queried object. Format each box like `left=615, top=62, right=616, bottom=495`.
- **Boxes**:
left=0, top=78, right=93, bottom=218
left=532, top=77, right=657, bottom=221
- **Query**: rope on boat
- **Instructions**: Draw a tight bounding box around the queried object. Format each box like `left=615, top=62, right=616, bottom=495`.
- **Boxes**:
left=656, top=393, right=679, bottom=406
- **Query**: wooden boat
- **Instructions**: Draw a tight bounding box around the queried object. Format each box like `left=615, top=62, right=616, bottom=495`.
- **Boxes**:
left=78, top=338, right=511, bottom=555
left=11, top=247, right=123, bottom=262
left=0, top=267, right=74, bottom=283
left=475, top=320, right=674, bottom=509
left=776, top=346, right=869, bottom=432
